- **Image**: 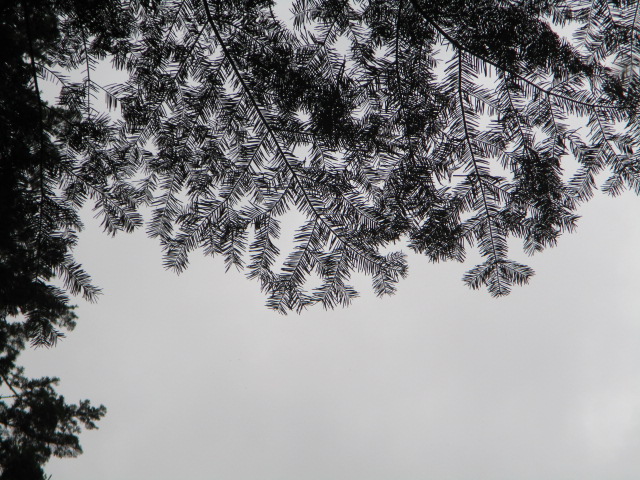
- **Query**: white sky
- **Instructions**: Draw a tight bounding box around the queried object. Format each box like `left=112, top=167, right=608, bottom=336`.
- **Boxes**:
left=21, top=190, right=640, bottom=480
left=18, top=2, right=640, bottom=478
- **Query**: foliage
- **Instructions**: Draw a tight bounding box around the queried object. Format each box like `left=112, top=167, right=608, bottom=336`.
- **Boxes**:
left=3, top=0, right=640, bottom=475
left=0, top=319, right=105, bottom=480
left=0, top=0, right=129, bottom=476
left=86, top=0, right=640, bottom=309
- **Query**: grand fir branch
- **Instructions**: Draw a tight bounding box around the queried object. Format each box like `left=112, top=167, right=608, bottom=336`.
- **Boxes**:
left=203, top=0, right=391, bottom=270
left=277, top=217, right=319, bottom=306
left=316, top=247, right=347, bottom=305
left=62, top=165, right=140, bottom=232
left=582, top=0, right=601, bottom=61
left=22, top=0, right=46, bottom=282
left=151, top=170, right=184, bottom=239
left=250, top=213, right=278, bottom=274
left=298, top=18, right=338, bottom=70
left=593, top=108, right=623, bottom=160
left=454, top=173, right=513, bottom=202
left=289, top=9, right=351, bottom=93
left=296, top=1, right=359, bottom=81
left=204, top=176, right=294, bottom=261
left=82, top=29, right=92, bottom=119
left=431, top=128, right=468, bottom=178
left=127, top=22, right=208, bottom=150
left=466, top=88, right=502, bottom=112
left=542, top=91, right=562, bottom=161
left=38, top=64, right=126, bottom=106
left=214, top=15, right=294, bottom=59
left=407, top=0, right=623, bottom=112
left=629, top=1, right=640, bottom=82
left=393, top=0, right=423, bottom=215
left=392, top=0, right=432, bottom=232
left=172, top=56, right=228, bottom=154
left=342, top=193, right=384, bottom=228
left=199, top=134, right=268, bottom=225
left=157, top=0, right=191, bottom=56
left=500, top=72, right=532, bottom=149
left=394, top=0, right=404, bottom=86
left=293, top=0, right=351, bottom=51
left=307, top=160, right=382, bottom=227
left=500, top=88, right=569, bottom=219
left=457, top=51, right=504, bottom=292
left=602, top=0, right=615, bottom=27
left=316, top=185, right=384, bottom=231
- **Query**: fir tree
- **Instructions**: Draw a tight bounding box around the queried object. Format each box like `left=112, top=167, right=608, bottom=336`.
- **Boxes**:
left=1, top=0, right=130, bottom=477
left=3, top=0, right=640, bottom=474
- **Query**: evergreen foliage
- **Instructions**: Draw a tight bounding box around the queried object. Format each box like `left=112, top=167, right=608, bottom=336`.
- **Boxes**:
left=3, top=0, right=640, bottom=475
left=1, top=0, right=129, bottom=476
left=90, top=0, right=640, bottom=307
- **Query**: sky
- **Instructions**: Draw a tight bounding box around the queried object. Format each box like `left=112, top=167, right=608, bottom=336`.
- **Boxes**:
left=18, top=1, right=640, bottom=479
left=20, top=190, right=640, bottom=480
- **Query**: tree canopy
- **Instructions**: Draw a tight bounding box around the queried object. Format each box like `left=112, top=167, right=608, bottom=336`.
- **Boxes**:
left=3, top=0, right=640, bottom=476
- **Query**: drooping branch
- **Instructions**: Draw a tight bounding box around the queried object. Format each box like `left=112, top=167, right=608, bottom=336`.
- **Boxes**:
left=457, top=51, right=504, bottom=294
left=407, top=0, right=621, bottom=111
left=201, top=0, right=392, bottom=272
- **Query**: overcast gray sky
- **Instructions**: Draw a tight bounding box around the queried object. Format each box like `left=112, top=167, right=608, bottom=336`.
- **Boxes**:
left=19, top=1, right=640, bottom=478
left=20, top=189, right=640, bottom=480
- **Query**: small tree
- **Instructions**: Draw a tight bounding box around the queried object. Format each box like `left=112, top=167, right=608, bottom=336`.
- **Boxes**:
left=3, top=0, right=640, bottom=475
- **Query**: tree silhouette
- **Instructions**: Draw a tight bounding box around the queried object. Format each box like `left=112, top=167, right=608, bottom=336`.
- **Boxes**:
left=3, top=0, right=640, bottom=475
left=99, top=0, right=639, bottom=309
left=1, top=0, right=129, bottom=476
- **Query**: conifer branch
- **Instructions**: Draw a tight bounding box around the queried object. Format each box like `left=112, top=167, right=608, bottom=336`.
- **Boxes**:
left=38, top=64, right=124, bottom=104
left=592, top=109, right=621, bottom=161
left=408, top=0, right=621, bottom=111
left=546, top=92, right=561, bottom=161
left=630, top=1, right=640, bottom=79
left=202, top=0, right=392, bottom=272
left=198, top=135, right=268, bottom=227
left=149, top=170, right=183, bottom=241
left=457, top=51, right=504, bottom=294
left=22, top=0, right=47, bottom=282
left=158, top=0, right=190, bottom=53
left=314, top=247, right=348, bottom=306
left=61, top=165, right=142, bottom=233
left=82, top=29, right=93, bottom=119
left=126, top=22, right=207, bottom=148
left=501, top=73, right=530, bottom=147
left=7, top=0, right=638, bottom=321
left=273, top=216, right=319, bottom=310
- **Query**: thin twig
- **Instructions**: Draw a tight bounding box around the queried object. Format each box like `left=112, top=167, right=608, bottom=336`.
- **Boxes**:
left=0, top=374, right=21, bottom=399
